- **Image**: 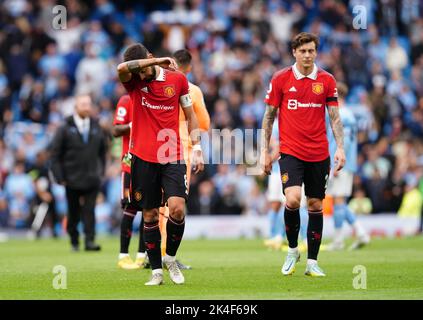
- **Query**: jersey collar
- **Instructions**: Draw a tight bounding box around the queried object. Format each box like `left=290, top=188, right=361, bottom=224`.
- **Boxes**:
left=154, top=67, right=166, bottom=81
left=292, top=63, right=318, bottom=80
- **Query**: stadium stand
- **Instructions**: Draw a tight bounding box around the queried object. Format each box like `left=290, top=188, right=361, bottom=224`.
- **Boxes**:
left=0, top=0, right=422, bottom=236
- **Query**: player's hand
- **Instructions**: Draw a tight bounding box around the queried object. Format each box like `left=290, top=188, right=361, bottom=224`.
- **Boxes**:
left=261, top=151, right=272, bottom=176
left=122, top=152, right=132, bottom=167
left=334, top=148, right=346, bottom=173
left=156, top=57, right=178, bottom=71
left=192, top=150, right=204, bottom=174
left=121, top=188, right=131, bottom=209
left=121, top=197, right=130, bottom=210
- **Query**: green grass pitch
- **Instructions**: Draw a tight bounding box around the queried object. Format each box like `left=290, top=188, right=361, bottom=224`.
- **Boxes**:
left=1, top=236, right=422, bottom=299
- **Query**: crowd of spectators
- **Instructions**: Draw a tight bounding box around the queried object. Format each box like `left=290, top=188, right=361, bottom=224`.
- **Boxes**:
left=0, top=0, right=422, bottom=235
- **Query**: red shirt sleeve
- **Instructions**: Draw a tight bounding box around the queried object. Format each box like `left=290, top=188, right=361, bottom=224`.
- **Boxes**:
left=113, top=95, right=131, bottom=125
left=179, top=73, right=189, bottom=96
left=122, top=75, right=140, bottom=93
left=264, top=75, right=282, bottom=108
left=326, top=75, right=339, bottom=107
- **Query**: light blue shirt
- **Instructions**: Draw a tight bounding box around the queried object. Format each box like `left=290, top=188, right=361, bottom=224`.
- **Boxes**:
left=4, top=173, right=35, bottom=200
left=327, top=107, right=358, bottom=173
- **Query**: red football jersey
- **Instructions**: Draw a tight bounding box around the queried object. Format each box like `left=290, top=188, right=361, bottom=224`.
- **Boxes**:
left=123, top=67, right=189, bottom=163
left=264, top=63, right=338, bottom=162
left=113, top=95, right=132, bottom=173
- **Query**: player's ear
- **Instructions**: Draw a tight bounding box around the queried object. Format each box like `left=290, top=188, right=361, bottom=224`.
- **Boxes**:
left=147, top=53, right=153, bottom=59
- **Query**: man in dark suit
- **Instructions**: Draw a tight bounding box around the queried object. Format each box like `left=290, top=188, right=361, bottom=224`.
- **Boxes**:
left=50, top=94, right=108, bottom=251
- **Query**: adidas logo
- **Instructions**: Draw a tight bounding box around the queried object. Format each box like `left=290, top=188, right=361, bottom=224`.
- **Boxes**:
left=289, top=86, right=297, bottom=92
left=141, top=87, right=148, bottom=93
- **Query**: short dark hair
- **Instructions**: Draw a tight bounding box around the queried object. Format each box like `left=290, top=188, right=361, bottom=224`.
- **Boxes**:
left=173, top=49, right=192, bottom=66
left=291, top=32, right=319, bottom=50
left=123, top=43, right=149, bottom=62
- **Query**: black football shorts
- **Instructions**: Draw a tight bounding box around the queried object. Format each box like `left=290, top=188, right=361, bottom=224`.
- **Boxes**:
left=130, top=155, right=188, bottom=210
left=278, top=153, right=330, bottom=200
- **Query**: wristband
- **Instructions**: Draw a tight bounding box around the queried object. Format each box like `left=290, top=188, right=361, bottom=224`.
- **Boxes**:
left=193, top=144, right=202, bottom=152
left=128, top=122, right=132, bottom=129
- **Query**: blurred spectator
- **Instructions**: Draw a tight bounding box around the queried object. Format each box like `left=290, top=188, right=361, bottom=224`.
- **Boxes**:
left=28, top=150, right=58, bottom=237
left=54, top=75, right=74, bottom=117
left=386, top=37, right=408, bottom=74
left=348, top=189, right=373, bottom=215
left=20, top=80, right=48, bottom=123
left=3, top=160, right=35, bottom=228
left=398, top=175, right=422, bottom=218
left=0, top=60, right=10, bottom=121
left=105, top=159, right=121, bottom=213
left=269, top=4, right=301, bottom=44
left=244, top=184, right=267, bottom=216
left=51, top=183, right=67, bottom=220
left=0, top=138, right=14, bottom=179
left=217, top=184, right=243, bottom=215
left=95, top=192, right=113, bottom=234
left=7, top=44, right=28, bottom=93
left=418, top=172, right=423, bottom=233
left=212, top=164, right=237, bottom=195
left=50, top=16, right=84, bottom=54
left=19, top=131, right=47, bottom=165
left=0, top=187, right=8, bottom=227
left=82, top=20, right=112, bottom=58
left=189, top=180, right=221, bottom=215
left=74, top=43, right=108, bottom=99
left=38, top=43, right=65, bottom=77
left=362, top=147, right=391, bottom=180
left=344, top=35, right=368, bottom=88
left=107, top=19, right=126, bottom=55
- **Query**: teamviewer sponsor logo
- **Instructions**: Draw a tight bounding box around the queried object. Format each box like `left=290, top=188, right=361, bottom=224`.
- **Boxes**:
left=288, top=99, right=297, bottom=110
left=298, top=102, right=322, bottom=108
left=287, top=100, right=322, bottom=109
left=141, top=96, right=174, bottom=111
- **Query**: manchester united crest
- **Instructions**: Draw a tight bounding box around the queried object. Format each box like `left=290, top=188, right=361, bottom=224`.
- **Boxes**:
left=281, top=173, right=289, bottom=184
left=134, top=191, right=142, bottom=202
left=163, top=85, right=175, bottom=98
left=312, top=82, right=324, bottom=95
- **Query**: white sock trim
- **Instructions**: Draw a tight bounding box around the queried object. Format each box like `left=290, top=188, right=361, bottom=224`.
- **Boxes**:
left=307, top=259, right=317, bottom=266
left=164, top=254, right=176, bottom=262
left=137, top=252, right=146, bottom=259
left=123, top=211, right=136, bottom=217
left=152, top=268, right=163, bottom=275
left=119, top=253, right=129, bottom=259
left=287, top=247, right=298, bottom=254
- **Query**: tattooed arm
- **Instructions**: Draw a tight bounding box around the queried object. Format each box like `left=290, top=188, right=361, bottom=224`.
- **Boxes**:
left=111, top=123, right=131, bottom=137
left=261, top=103, right=278, bottom=175
left=327, top=106, right=346, bottom=173
left=116, top=57, right=178, bottom=83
